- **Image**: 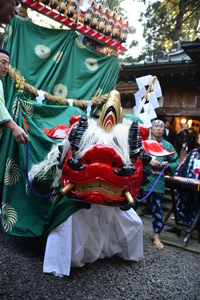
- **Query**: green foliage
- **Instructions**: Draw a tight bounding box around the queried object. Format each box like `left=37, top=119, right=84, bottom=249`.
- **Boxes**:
left=133, top=0, right=200, bottom=61
left=103, top=0, right=124, bottom=10
left=129, top=40, right=139, bottom=49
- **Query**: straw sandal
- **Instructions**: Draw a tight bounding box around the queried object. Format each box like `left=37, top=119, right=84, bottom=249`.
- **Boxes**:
left=153, top=240, right=164, bottom=250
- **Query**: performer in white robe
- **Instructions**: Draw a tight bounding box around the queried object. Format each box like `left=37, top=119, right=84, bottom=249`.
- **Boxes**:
left=43, top=204, right=143, bottom=276
left=30, top=93, right=148, bottom=276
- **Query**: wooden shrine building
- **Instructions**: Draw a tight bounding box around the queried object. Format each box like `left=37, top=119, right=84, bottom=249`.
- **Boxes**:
left=116, top=39, right=200, bottom=135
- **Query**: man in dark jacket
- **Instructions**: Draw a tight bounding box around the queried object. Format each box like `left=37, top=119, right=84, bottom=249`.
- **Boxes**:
left=163, top=120, right=176, bottom=147
left=176, top=123, right=196, bottom=163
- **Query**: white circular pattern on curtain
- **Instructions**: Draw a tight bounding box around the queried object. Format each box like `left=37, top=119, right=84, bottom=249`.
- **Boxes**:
left=54, top=51, right=63, bottom=64
left=53, top=84, right=68, bottom=98
left=2, top=203, right=18, bottom=232
left=4, top=158, right=20, bottom=186
left=85, top=58, right=99, bottom=71
left=36, top=166, right=57, bottom=183
left=35, top=45, right=51, bottom=59
left=12, top=98, right=20, bottom=120
left=21, top=101, right=34, bottom=118
left=12, top=99, right=34, bottom=120
left=3, top=25, right=12, bottom=42
left=75, top=38, right=86, bottom=49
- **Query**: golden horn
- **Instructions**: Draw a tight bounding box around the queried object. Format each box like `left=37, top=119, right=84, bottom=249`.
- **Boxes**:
left=123, top=190, right=134, bottom=205
left=97, top=90, right=122, bottom=132
left=61, top=183, right=75, bottom=195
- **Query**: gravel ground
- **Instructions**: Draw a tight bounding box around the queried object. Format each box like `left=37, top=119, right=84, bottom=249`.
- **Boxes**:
left=0, top=215, right=200, bottom=300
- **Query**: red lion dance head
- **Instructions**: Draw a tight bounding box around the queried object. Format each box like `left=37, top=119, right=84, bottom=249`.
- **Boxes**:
left=33, top=90, right=174, bottom=208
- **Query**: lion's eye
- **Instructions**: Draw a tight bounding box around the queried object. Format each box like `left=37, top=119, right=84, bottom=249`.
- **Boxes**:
left=86, top=159, right=91, bottom=165
left=112, top=162, right=117, bottom=168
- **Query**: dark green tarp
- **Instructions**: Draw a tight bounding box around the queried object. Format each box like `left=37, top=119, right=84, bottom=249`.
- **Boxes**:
left=0, top=16, right=120, bottom=237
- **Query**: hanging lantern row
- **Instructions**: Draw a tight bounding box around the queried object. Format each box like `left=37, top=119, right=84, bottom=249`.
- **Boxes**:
left=34, top=0, right=130, bottom=44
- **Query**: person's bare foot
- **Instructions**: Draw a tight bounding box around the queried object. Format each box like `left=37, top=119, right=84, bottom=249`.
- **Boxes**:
left=153, top=233, right=164, bottom=250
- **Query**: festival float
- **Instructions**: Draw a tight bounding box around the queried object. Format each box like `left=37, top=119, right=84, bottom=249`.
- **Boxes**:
left=20, top=0, right=135, bottom=56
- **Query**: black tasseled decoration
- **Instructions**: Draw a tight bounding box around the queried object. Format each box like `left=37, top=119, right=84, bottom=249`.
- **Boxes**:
left=68, top=127, right=76, bottom=145
left=141, top=168, right=152, bottom=186
left=139, top=155, right=152, bottom=167
left=129, top=121, right=143, bottom=158
left=57, top=145, right=64, bottom=169
left=68, top=114, right=88, bottom=151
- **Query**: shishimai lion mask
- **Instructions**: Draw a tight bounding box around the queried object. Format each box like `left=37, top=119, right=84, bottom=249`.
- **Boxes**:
left=29, top=90, right=174, bottom=207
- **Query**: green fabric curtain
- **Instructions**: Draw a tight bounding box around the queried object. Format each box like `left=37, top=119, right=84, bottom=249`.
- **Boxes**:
left=2, top=17, right=120, bottom=101
left=0, top=16, right=120, bottom=237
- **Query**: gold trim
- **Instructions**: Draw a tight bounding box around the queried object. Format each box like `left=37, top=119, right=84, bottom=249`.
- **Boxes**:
left=97, top=90, right=122, bottom=131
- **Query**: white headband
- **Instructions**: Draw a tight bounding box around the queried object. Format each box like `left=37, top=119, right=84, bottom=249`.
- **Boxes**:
left=152, top=120, right=164, bottom=127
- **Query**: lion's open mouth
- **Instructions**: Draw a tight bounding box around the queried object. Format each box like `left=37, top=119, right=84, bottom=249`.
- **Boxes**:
left=61, top=180, right=135, bottom=205
left=74, top=180, right=123, bottom=198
